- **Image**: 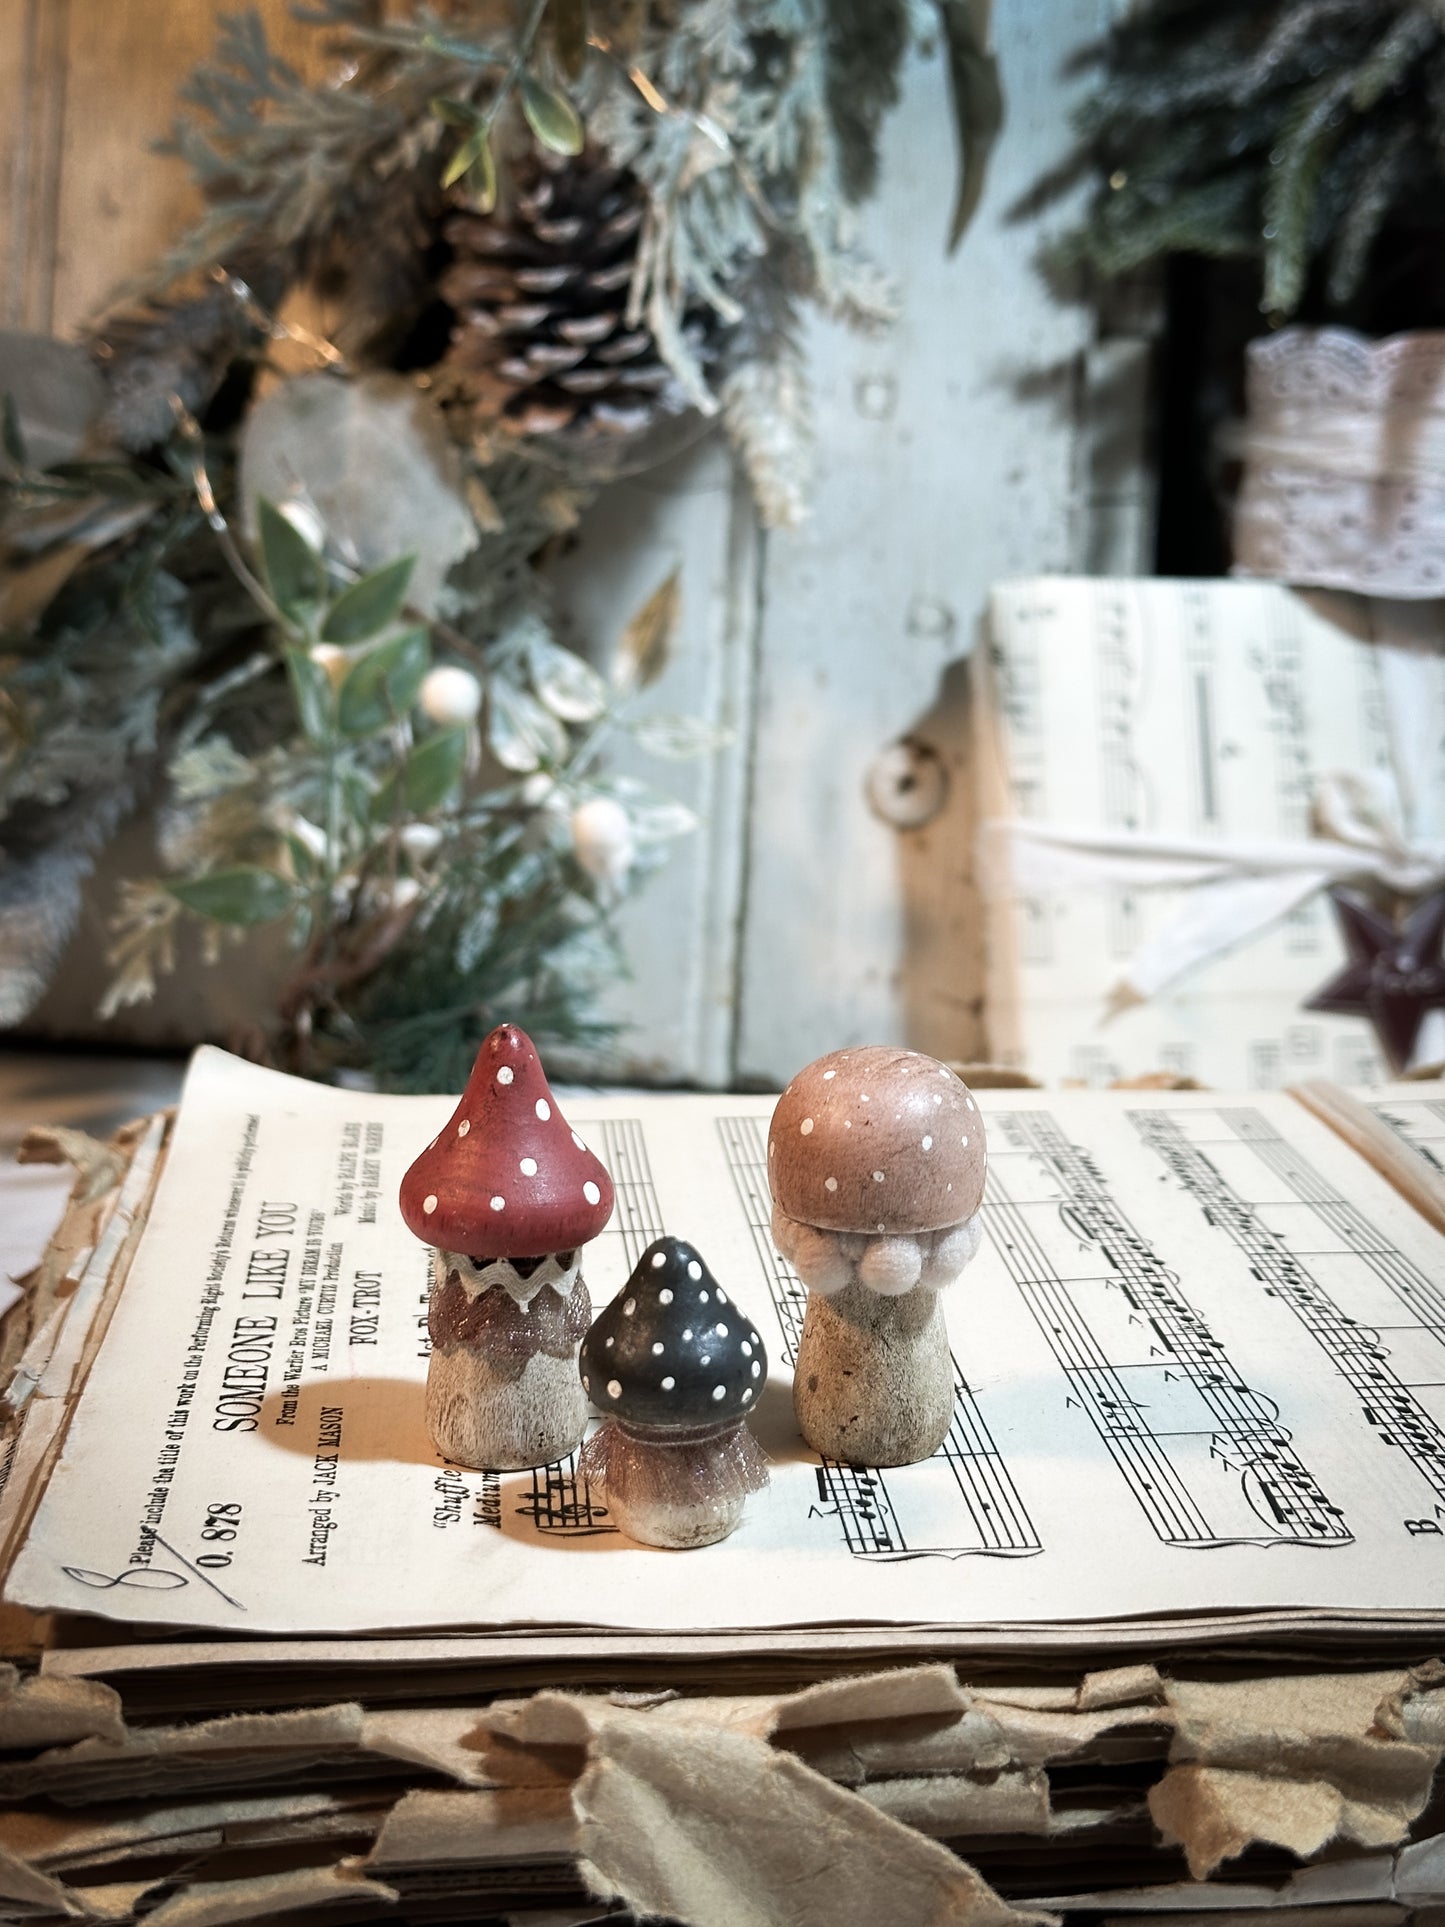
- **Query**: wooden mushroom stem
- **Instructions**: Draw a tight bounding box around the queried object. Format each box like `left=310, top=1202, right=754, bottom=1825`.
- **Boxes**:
left=427, top=1248, right=590, bottom=1470
left=794, top=1280, right=955, bottom=1468
left=578, top=1416, right=769, bottom=1550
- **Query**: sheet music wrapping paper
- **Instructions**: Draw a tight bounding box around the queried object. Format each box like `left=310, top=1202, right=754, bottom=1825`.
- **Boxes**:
left=7, top=1049, right=1444, bottom=1636
left=977, top=578, right=1445, bottom=1088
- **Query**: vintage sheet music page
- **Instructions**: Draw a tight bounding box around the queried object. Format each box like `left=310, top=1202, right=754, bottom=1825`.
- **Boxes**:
left=7, top=1049, right=1444, bottom=1635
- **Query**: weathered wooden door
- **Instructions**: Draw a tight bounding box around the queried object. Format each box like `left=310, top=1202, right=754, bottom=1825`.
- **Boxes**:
left=4, top=0, right=1145, bottom=1086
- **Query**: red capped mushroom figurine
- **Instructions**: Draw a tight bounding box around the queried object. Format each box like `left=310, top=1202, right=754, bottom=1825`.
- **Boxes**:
left=400, top=1024, right=614, bottom=1470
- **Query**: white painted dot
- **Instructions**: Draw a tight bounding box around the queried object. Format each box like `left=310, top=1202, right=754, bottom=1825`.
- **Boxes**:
left=423, top=1194, right=438, bottom=1215
left=873, top=1170, right=885, bottom=1183
left=860, top=1093, right=870, bottom=1102
left=717, top=1288, right=728, bottom=1304
left=536, top=1098, right=551, bottom=1120
left=572, top=1131, right=586, bottom=1150
left=659, top=1287, right=674, bottom=1305
left=961, top=1134, right=969, bottom=1147
left=742, top=1340, right=753, bottom=1357
left=700, top=1354, right=711, bottom=1366
left=457, top=1119, right=470, bottom=1138
left=582, top=1375, right=589, bottom=1391
left=843, top=1119, right=852, bottom=1130
left=650, top=1250, right=666, bottom=1268
left=822, top=1069, right=836, bottom=1080
left=877, top=1221, right=886, bottom=1232
left=623, top=1297, right=636, bottom=1316
left=933, top=1093, right=943, bottom=1107
left=683, top=1328, right=693, bottom=1341
left=497, top=1066, right=514, bottom=1085
left=712, top=1385, right=726, bottom=1401
left=652, top=1341, right=665, bottom=1356
left=749, top=1332, right=758, bottom=1345
left=583, top=1180, right=601, bottom=1205
left=699, top=1289, right=709, bottom=1302
left=661, top=1376, right=675, bottom=1391
left=714, top=1322, right=728, bottom=1337
left=490, top=1195, right=505, bottom=1212
left=947, top=1182, right=954, bottom=1193
left=800, top=1117, right=814, bottom=1136
left=605, top=1336, right=614, bottom=1347
left=742, top=1387, right=753, bottom=1402
left=687, top=1260, right=702, bottom=1281
left=768, top=1140, right=776, bottom=1156
left=751, top=1361, right=761, bottom=1378
left=825, top=1176, right=838, bottom=1192
left=607, top=1379, right=622, bottom=1399
left=519, top=1156, right=537, bottom=1176
left=922, top=1135, right=933, bottom=1151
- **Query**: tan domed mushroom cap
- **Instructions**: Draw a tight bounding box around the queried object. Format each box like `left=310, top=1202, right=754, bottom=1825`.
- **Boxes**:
left=769, top=1046, right=986, bottom=1235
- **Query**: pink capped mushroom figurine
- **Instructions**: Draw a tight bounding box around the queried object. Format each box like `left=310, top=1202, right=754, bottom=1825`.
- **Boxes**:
left=768, top=1046, right=987, bottom=1468
left=400, top=1023, right=614, bottom=1470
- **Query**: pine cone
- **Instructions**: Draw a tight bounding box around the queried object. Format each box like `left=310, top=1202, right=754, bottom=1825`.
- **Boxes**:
left=437, top=151, right=710, bottom=444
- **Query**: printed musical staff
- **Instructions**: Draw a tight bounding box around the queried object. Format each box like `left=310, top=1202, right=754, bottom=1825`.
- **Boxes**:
left=1371, top=1097, right=1445, bottom=1177
left=989, top=1112, right=1350, bottom=1548
left=593, top=1118, right=665, bottom=1272
left=1094, top=584, right=1144, bottom=833
left=1133, top=1108, right=1445, bottom=1506
left=514, top=1452, right=614, bottom=1537
left=717, top=1116, right=1041, bottom=1561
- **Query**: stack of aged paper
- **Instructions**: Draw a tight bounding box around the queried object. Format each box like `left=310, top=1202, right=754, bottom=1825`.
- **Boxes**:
left=2, top=1048, right=1443, bottom=1926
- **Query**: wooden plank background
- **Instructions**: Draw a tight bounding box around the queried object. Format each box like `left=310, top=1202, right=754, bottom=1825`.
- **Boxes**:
left=2, top=0, right=1149, bottom=1088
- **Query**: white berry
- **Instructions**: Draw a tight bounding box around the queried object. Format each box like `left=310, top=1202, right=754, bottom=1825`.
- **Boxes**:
left=419, top=664, right=482, bottom=726
left=571, top=796, right=635, bottom=887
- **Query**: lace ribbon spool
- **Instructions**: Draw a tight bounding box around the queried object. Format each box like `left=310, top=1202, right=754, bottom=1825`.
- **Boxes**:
left=1234, top=327, right=1445, bottom=598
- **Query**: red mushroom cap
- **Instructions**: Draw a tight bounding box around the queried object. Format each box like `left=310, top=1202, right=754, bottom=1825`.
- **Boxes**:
left=399, top=1024, right=614, bottom=1257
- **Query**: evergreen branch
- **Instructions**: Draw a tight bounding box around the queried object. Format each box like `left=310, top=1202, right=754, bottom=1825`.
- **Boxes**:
left=1262, top=72, right=1354, bottom=317
left=1327, top=120, right=1416, bottom=303
left=1065, top=0, right=1445, bottom=317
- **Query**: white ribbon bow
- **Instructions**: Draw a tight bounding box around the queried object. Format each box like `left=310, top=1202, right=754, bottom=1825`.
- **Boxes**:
left=979, top=769, right=1445, bottom=1020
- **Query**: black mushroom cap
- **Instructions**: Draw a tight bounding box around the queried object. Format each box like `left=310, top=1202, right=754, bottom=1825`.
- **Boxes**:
left=579, top=1236, right=767, bottom=1427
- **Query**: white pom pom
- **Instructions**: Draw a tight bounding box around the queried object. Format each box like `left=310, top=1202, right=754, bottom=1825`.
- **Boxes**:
left=420, top=665, right=483, bottom=727
left=921, top=1215, right=985, bottom=1290
left=309, top=643, right=350, bottom=689
left=859, top=1235, right=924, bottom=1296
left=771, top=1205, right=852, bottom=1295
left=571, top=796, right=636, bottom=887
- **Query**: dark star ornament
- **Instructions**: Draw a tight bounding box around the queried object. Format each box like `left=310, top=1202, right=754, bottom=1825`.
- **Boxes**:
left=1305, top=886, right=1445, bottom=1074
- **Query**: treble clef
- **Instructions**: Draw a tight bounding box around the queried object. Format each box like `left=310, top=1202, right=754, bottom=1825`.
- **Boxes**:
left=61, top=1564, right=189, bottom=1592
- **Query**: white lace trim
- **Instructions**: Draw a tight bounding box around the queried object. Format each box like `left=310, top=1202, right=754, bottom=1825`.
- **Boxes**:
left=1234, top=327, right=1445, bottom=598
left=433, top=1249, right=580, bottom=1307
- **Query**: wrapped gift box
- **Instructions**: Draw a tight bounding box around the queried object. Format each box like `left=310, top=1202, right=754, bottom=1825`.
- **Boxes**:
left=975, top=578, right=1445, bottom=1088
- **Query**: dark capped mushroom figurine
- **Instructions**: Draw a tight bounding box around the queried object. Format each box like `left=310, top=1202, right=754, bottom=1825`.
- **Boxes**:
left=768, top=1046, right=987, bottom=1468
left=399, top=1023, right=614, bottom=1470
left=578, top=1236, right=770, bottom=1548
